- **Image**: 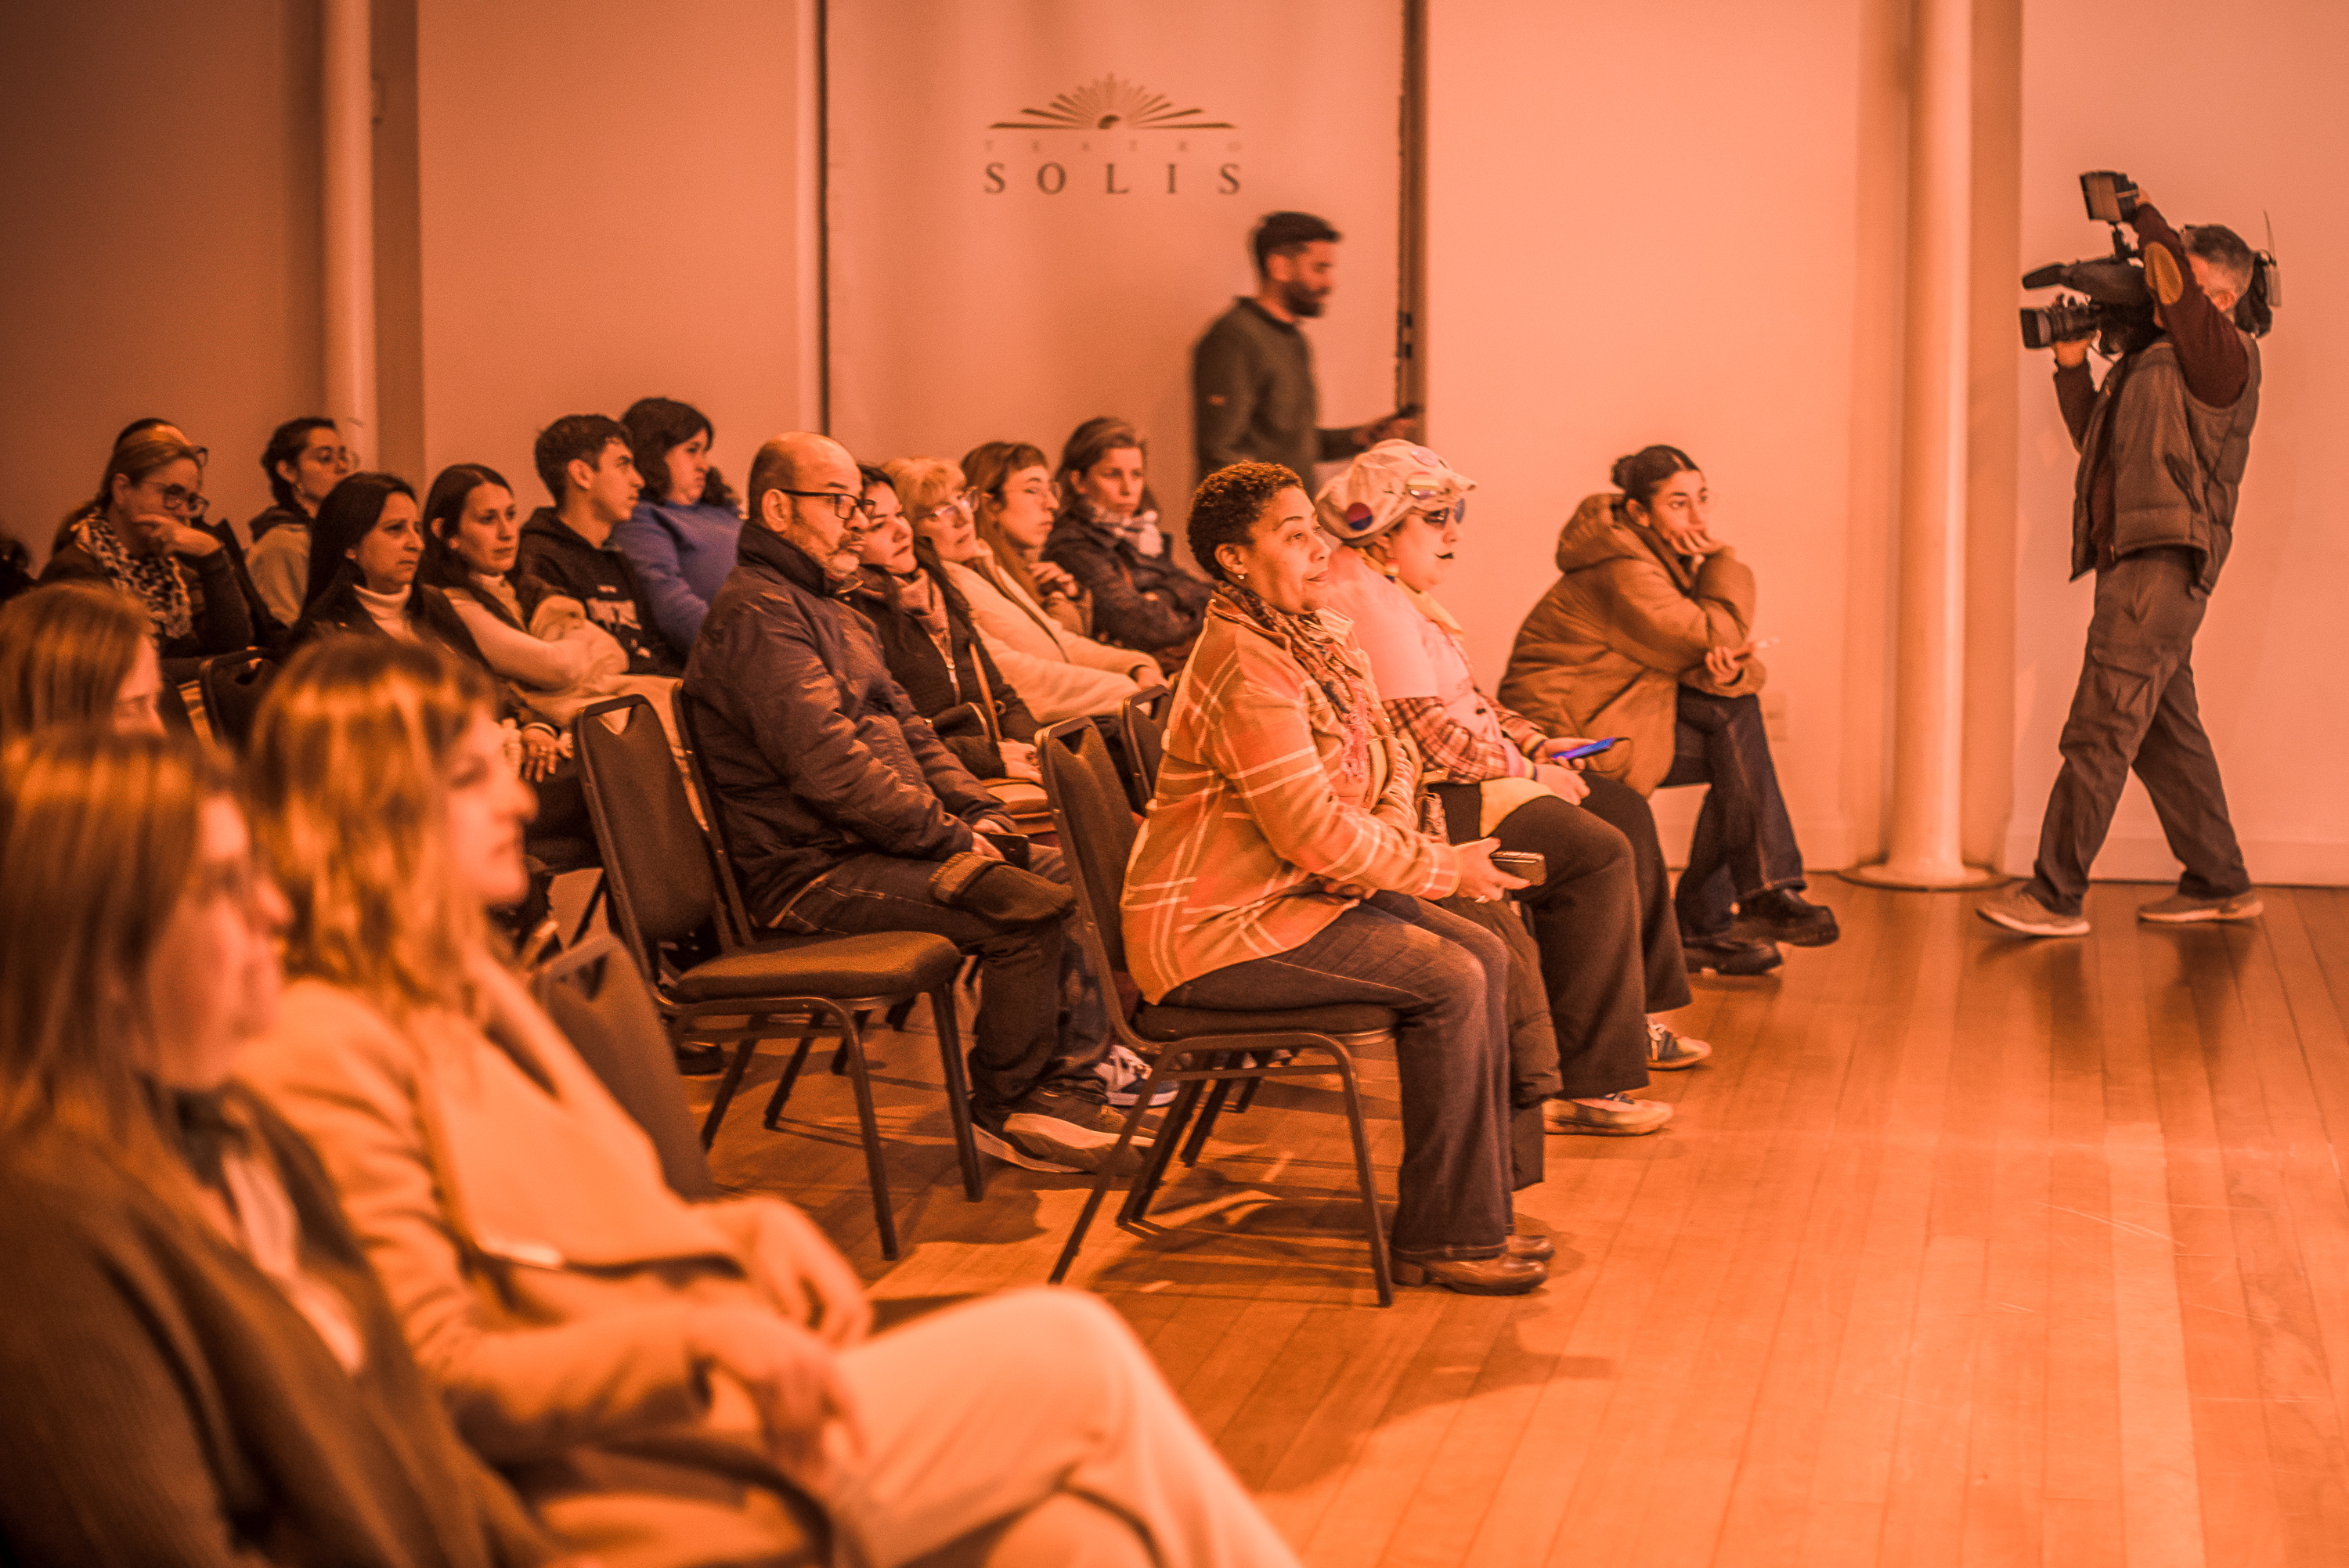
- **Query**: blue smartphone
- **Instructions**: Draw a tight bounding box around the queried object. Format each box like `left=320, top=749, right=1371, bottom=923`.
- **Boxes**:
left=1549, top=737, right=1620, bottom=762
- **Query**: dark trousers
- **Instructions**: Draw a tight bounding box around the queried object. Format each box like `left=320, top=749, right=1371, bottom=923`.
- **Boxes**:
left=1575, top=776, right=1694, bottom=1014
left=2025, top=548, right=2249, bottom=917
left=1474, top=795, right=1651, bottom=1100
left=1661, top=688, right=1806, bottom=939
left=775, top=848, right=1107, bottom=1119
left=1163, top=892, right=1514, bottom=1261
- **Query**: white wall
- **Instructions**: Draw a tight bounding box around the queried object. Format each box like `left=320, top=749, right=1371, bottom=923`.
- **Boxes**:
left=412, top=0, right=821, bottom=509
left=2008, top=0, right=2349, bottom=885
left=1423, top=0, right=1881, bottom=871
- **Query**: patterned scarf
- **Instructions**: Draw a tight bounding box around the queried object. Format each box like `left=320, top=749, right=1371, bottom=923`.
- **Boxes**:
left=1070, top=494, right=1164, bottom=560
left=1218, top=581, right=1373, bottom=783
left=70, top=510, right=193, bottom=642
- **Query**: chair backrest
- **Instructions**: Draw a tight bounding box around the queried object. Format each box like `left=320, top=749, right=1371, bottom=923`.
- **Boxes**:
left=532, top=935, right=718, bottom=1199
left=199, top=651, right=276, bottom=752
left=573, top=694, right=722, bottom=964
left=1118, top=685, right=1170, bottom=810
left=1037, top=717, right=1141, bottom=984
left=669, top=687, right=758, bottom=946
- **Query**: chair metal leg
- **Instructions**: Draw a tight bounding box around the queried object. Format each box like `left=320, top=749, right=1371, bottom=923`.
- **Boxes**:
left=761, top=1031, right=824, bottom=1130
left=1050, top=1082, right=1164, bottom=1285
left=1234, top=1076, right=1264, bottom=1114
left=833, top=1016, right=900, bottom=1260
left=1179, top=1077, right=1233, bottom=1168
left=1330, top=1048, right=1394, bottom=1307
left=926, top=986, right=985, bottom=1202
left=1121, top=1072, right=1205, bottom=1227
left=882, top=995, right=918, bottom=1033
left=699, top=1039, right=759, bottom=1149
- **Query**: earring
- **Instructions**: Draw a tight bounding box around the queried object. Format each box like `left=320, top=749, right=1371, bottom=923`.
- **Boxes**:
left=1234, top=570, right=1248, bottom=581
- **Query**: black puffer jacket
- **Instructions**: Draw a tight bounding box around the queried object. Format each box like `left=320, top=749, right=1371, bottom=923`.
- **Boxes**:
left=683, top=524, right=1001, bottom=923
left=843, top=553, right=1037, bottom=779
left=1042, top=504, right=1213, bottom=670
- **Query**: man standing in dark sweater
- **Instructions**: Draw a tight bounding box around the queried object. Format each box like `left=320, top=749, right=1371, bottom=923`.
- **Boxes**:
left=1982, top=196, right=2264, bottom=937
left=518, top=413, right=680, bottom=676
left=1191, top=211, right=1409, bottom=484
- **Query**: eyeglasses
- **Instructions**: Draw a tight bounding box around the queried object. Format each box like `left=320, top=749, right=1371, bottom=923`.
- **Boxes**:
left=776, top=489, right=868, bottom=521
left=144, top=478, right=210, bottom=517
left=303, top=445, right=356, bottom=467
left=1414, top=499, right=1469, bottom=528
left=920, top=493, right=973, bottom=525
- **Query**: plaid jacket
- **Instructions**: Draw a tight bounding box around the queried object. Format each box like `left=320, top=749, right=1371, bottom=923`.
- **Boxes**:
left=1122, top=598, right=1459, bottom=1002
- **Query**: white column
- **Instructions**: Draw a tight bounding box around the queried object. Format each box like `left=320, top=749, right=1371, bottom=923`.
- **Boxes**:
left=323, top=0, right=377, bottom=463
left=1851, top=0, right=1997, bottom=889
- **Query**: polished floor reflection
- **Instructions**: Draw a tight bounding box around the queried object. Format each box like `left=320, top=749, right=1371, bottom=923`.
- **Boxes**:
left=684, top=880, right=2349, bottom=1567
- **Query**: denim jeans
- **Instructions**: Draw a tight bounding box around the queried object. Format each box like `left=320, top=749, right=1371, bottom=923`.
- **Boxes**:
left=2025, top=548, right=2250, bottom=917
left=1661, top=688, right=1806, bottom=939
left=1161, top=892, right=1514, bottom=1261
left=774, top=847, right=1108, bottom=1120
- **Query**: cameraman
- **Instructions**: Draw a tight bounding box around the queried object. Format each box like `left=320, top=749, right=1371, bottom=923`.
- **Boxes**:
left=1983, top=195, right=2263, bottom=937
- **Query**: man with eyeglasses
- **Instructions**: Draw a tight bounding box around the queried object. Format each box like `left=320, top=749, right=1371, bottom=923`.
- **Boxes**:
left=683, top=432, right=1142, bottom=1176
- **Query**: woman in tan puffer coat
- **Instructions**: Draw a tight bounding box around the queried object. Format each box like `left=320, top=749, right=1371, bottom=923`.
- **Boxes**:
left=1499, top=445, right=1837, bottom=964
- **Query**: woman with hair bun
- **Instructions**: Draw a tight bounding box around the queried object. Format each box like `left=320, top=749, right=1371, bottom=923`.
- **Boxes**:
left=1500, top=445, right=1835, bottom=970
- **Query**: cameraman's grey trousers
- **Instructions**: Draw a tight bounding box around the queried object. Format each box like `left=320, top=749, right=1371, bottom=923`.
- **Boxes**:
left=2023, top=547, right=2251, bottom=917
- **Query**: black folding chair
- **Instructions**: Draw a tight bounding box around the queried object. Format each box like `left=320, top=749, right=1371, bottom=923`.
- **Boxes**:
left=1034, top=717, right=1400, bottom=1305
left=1116, top=685, right=1171, bottom=811
left=575, top=694, right=979, bottom=1260
left=197, top=650, right=276, bottom=752
left=534, top=935, right=720, bottom=1201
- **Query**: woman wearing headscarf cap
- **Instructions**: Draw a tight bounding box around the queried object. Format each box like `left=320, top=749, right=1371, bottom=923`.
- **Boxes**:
left=1316, top=442, right=1733, bottom=1130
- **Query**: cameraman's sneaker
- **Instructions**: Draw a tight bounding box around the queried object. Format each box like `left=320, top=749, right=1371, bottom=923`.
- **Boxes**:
left=1093, top=1043, right=1179, bottom=1108
left=2138, top=891, right=2264, bottom=925
left=1976, top=885, right=2088, bottom=937
left=992, top=1086, right=1151, bottom=1176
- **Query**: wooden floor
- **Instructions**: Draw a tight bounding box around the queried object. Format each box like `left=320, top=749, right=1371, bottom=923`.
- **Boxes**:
left=684, top=881, right=2349, bottom=1567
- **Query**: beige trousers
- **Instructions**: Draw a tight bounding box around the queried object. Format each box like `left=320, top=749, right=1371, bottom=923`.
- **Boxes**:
left=830, top=1288, right=1298, bottom=1568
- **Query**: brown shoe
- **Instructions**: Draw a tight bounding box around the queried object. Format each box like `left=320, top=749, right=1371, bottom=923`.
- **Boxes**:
left=1543, top=1093, right=1672, bottom=1136
left=2138, top=891, right=2264, bottom=924
left=1505, top=1234, right=1555, bottom=1263
left=1392, top=1253, right=1548, bottom=1295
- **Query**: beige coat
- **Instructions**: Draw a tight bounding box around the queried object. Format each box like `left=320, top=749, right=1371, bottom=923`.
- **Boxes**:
left=944, top=547, right=1158, bottom=722
left=240, top=963, right=821, bottom=1567
left=1498, top=492, right=1766, bottom=795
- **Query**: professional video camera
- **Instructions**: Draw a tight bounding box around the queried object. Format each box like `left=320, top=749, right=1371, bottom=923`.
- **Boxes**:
left=2019, top=170, right=2281, bottom=355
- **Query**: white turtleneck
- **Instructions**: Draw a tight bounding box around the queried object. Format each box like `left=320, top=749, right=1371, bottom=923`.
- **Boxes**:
left=352, top=582, right=419, bottom=641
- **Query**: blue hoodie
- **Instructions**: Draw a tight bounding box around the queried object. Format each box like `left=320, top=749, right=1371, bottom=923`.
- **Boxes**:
left=609, top=498, right=743, bottom=658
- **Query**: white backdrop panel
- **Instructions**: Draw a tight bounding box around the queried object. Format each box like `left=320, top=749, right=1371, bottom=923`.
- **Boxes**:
left=827, top=0, right=1402, bottom=521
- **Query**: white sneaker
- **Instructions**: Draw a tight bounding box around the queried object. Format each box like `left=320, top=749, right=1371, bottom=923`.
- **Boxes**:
left=2138, top=891, right=2264, bottom=924
left=1093, top=1043, right=1178, bottom=1108
left=1977, top=885, right=2089, bottom=937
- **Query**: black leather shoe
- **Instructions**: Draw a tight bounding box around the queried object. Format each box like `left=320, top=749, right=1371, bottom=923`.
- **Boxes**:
left=1505, top=1235, right=1555, bottom=1263
left=1683, top=936, right=1784, bottom=976
left=1392, top=1254, right=1548, bottom=1295
left=673, top=1042, right=729, bottom=1077
left=1737, top=889, right=1840, bottom=947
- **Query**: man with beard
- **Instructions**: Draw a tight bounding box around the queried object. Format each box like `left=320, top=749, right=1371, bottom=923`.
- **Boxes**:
left=1192, top=211, right=1410, bottom=482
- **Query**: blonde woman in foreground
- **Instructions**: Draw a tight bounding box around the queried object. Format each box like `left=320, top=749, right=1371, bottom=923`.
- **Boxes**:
left=238, top=635, right=1301, bottom=1568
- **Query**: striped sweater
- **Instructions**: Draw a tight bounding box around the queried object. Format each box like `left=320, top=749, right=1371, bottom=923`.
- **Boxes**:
left=1122, top=597, right=1459, bottom=1001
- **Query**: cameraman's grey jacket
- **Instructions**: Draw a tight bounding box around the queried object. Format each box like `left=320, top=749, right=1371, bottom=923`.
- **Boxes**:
left=2069, top=332, right=2260, bottom=593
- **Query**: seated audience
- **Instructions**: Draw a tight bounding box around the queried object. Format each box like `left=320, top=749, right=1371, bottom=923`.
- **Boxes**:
left=1500, top=445, right=1838, bottom=963
left=1044, top=416, right=1211, bottom=672
left=1123, top=460, right=1545, bottom=1295
left=611, top=396, right=745, bottom=660
left=971, top=441, right=1090, bottom=636
left=948, top=440, right=1158, bottom=723
left=240, top=635, right=1302, bottom=1568
left=0, top=727, right=555, bottom=1566
left=1316, top=443, right=1715, bottom=1135
left=287, top=472, right=487, bottom=661
left=418, top=461, right=631, bottom=741
left=0, top=581, right=168, bottom=737
left=518, top=413, right=681, bottom=676
left=43, top=427, right=253, bottom=661
left=244, top=416, right=354, bottom=632
left=685, top=432, right=1135, bottom=1174
left=861, top=459, right=1041, bottom=780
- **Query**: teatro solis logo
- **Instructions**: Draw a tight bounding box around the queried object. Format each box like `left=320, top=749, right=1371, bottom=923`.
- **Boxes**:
left=981, top=74, right=1241, bottom=196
